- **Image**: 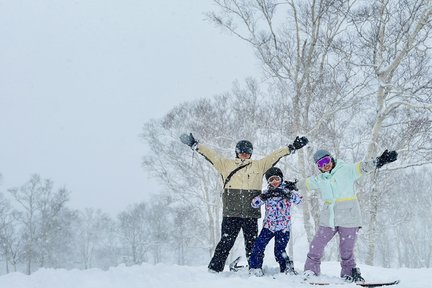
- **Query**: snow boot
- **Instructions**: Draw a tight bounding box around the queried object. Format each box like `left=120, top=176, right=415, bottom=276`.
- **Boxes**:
left=352, top=267, right=365, bottom=283
left=343, top=267, right=365, bottom=283
left=303, top=270, right=316, bottom=280
left=283, top=260, right=299, bottom=275
left=208, top=268, right=219, bottom=274
left=249, top=268, right=264, bottom=277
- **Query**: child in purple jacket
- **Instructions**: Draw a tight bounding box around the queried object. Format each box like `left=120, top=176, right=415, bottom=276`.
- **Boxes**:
left=249, top=167, right=302, bottom=277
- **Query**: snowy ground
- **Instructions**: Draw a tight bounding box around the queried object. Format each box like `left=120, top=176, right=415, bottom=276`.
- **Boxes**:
left=0, top=261, right=427, bottom=288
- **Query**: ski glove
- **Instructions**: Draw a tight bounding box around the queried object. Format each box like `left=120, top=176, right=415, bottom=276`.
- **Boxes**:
left=284, top=180, right=298, bottom=191
left=259, top=193, right=271, bottom=201
left=375, top=150, right=398, bottom=168
left=179, top=133, right=198, bottom=148
left=260, top=187, right=290, bottom=200
left=288, top=136, right=309, bottom=153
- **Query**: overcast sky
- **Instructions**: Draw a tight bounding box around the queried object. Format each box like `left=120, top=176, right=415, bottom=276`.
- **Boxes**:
left=0, top=0, right=259, bottom=214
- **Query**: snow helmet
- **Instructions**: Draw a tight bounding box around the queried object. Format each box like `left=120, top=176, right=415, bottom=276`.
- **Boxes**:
left=265, top=167, right=284, bottom=182
left=313, top=149, right=332, bottom=162
left=235, top=140, right=253, bottom=157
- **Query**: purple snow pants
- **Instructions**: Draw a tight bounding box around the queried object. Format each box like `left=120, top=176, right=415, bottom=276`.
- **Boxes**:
left=304, top=226, right=359, bottom=277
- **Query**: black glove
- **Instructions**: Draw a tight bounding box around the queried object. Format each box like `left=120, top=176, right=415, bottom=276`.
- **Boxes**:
left=375, top=149, right=398, bottom=168
left=284, top=180, right=298, bottom=191
left=276, top=186, right=292, bottom=199
left=259, top=193, right=271, bottom=201
left=289, top=136, right=309, bottom=152
left=179, top=133, right=197, bottom=148
left=260, top=187, right=284, bottom=200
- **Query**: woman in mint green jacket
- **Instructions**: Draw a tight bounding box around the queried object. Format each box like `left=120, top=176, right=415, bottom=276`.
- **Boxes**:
left=303, top=149, right=397, bottom=283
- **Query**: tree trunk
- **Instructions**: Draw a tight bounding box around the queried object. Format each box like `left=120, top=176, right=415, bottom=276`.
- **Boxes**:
left=365, top=172, right=380, bottom=265
left=297, top=149, right=315, bottom=242
left=365, top=83, right=386, bottom=265
left=26, top=257, right=31, bottom=275
left=5, top=258, right=9, bottom=274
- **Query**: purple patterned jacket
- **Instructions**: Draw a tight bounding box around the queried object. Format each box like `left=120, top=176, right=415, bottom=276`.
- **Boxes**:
left=251, top=183, right=302, bottom=232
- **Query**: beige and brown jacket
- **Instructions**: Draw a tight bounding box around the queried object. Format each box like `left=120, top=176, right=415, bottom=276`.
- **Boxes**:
left=196, top=144, right=291, bottom=218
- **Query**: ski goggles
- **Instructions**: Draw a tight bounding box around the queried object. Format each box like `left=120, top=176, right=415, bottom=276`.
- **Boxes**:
left=236, top=147, right=253, bottom=155
left=316, top=156, right=332, bottom=169
left=268, top=175, right=282, bottom=183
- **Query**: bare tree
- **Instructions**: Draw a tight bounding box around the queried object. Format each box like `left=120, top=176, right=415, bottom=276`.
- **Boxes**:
left=74, top=208, right=115, bottom=269
left=169, top=204, right=206, bottom=265
left=36, top=184, right=69, bottom=268
left=0, top=193, right=13, bottom=273
left=118, top=203, right=152, bottom=265
left=8, top=174, right=70, bottom=274
left=8, top=174, right=44, bottom=274
left=0, top=193, right=24, bottom=273
left=348, top=0, right=432, bottom=264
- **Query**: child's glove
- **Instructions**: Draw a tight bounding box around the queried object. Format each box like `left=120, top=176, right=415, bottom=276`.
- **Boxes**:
left=260, top=187, right=285, bottom=200
left=284, top=180, right=298, bottom=191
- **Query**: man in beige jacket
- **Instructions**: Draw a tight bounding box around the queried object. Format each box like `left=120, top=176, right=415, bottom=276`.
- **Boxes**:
left=179, top=133, right=308, bottom=272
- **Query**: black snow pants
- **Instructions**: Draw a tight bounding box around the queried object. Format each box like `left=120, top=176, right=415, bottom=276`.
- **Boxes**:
left=208, top=216, right=258, bottom=272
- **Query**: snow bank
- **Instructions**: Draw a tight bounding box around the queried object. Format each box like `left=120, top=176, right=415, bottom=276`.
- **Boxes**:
left=0, top=261, right=425, bottom=288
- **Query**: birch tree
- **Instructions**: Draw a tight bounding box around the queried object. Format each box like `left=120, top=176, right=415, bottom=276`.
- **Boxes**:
left=349, top=0, right=432, bottom=264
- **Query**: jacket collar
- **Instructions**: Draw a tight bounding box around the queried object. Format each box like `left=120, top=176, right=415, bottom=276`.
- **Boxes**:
left=322, top=159, right=344, bottom=178
left=235, top=158, right=252, bottom=165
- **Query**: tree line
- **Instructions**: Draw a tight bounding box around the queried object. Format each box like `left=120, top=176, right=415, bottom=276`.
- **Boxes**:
left=0, top=174, right=199, bottom=275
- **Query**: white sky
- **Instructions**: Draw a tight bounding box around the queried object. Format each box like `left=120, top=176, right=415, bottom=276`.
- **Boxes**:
left=0, top=0, right=259, bottom=214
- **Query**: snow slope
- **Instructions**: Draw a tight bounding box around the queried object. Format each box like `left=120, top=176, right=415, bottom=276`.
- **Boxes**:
left=0, top=261, right=427, bottom=288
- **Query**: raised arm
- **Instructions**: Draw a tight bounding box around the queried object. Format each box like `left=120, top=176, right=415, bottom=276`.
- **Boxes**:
left=179, top=132, right=225, bottom=171
left=258, top=136, right=309, bottom=172
left=358, top=150, right=399, bottom=175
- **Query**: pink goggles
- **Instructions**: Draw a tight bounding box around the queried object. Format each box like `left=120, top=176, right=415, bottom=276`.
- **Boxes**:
left=316, top=156, right=332, bottom=169
left=268, top=175, right=282, bottom=183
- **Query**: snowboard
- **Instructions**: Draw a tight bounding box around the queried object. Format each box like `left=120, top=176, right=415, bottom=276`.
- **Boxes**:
left=308, top=280, right=400, bottom=287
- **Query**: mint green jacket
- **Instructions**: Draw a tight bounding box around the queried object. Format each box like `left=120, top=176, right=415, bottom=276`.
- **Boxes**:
left=305, top=159, right=370, bottom=228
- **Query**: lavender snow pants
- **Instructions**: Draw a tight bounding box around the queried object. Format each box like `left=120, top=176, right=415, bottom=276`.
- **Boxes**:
left=304, top=226, right=359, bottom=277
